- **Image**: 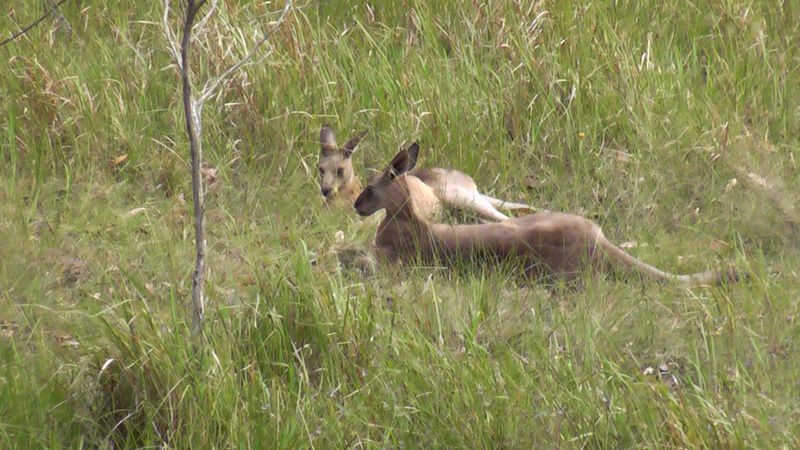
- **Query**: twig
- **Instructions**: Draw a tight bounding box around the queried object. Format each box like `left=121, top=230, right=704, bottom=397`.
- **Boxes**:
left=46, top=0, right=72, bottom=39
left=193, top=0, right=219, bottom=34
left=162, top=0, right=182, bottom=70
left=0, top=0, right=72, bottom=48
left=196, top=0, right=292, bottom=106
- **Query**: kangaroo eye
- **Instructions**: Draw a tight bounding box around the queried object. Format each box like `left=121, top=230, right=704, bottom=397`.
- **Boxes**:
left=318, top=167, right=324, bottom=175
left=337, top=168, right=344, bottom=177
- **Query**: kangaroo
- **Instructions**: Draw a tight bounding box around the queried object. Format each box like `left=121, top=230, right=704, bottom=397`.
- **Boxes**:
left=353, top=143, right=741, bottom=285
left=317, top=125, right=534, bottom=221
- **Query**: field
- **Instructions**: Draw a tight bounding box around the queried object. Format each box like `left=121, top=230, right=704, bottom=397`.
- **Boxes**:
left=1, top=0, right=799, bottom=447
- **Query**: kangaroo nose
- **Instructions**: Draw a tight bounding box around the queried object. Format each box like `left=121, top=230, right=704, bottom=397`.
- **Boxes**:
left=321, top=187, right=332, bottom=198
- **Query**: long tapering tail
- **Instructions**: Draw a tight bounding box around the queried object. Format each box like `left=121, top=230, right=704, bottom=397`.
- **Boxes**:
left=596, top=235, right=741, bottom=286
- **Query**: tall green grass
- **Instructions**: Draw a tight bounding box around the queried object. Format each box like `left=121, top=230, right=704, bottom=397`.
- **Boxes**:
left=0, top=0, right=798, bottom=447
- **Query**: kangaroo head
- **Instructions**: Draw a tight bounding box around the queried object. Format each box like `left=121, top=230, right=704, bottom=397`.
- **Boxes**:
left=317, top=125, right=367, bottom=199
left=354, top=142, right=420, bottom=217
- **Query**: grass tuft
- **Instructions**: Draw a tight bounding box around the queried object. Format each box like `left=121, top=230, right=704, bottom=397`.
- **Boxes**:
left=1, top=0, right=798, bottom=447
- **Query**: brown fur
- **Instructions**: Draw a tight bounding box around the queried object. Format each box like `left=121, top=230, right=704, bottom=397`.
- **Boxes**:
left=317, top=125, right=534, bottom=221
left=317, top=125, right=365, bottom=202
left=325, top=176, right=363, bottom=209
left=354, top=143, right=741, bottom=286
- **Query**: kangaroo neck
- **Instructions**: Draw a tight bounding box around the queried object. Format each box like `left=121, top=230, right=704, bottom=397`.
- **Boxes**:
left=377, top=191, right=433, bottom=252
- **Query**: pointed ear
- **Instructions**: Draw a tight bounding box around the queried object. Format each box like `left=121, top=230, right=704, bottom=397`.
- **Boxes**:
left=387, top=142, right=420, bottom=179
left=320, top=125, right=337, bottom=156
left=406, top=142, right=420, bottom=166
left=342, top=129, right=368, bottom=158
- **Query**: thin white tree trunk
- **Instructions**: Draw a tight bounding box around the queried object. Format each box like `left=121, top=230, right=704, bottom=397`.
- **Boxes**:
left=163, top=0, right=291, bottom=339
left=179, top=0, right=206, bottom=338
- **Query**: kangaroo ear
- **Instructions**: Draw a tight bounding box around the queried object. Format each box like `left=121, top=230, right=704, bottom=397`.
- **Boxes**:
left=406, top=142, right=420, bottom=167
left=342, top=129, right=368, bottom=158
left=320, top=125, right=337, bottom=156
left=387, top=142, right=419, bottom=179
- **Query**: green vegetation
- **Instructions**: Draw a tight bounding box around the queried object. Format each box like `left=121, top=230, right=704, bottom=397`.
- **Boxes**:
left=1, top=0, right=798, bottom=447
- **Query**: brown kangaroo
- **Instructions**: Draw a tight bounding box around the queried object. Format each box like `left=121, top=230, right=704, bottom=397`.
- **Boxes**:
left=353, top=143, right=741, bottom=285
left=317, top=125, right=534, bottom=221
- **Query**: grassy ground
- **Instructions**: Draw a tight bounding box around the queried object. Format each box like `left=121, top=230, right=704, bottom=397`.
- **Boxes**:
left=1, top=0, right=799, bottom=447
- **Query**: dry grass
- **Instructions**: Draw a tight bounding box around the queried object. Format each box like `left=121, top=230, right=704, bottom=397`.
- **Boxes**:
left=0, top=0, right=798, bottom=447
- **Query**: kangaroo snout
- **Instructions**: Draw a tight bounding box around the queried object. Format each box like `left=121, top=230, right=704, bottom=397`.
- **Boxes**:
left=321, top=186, right=332, bottom=198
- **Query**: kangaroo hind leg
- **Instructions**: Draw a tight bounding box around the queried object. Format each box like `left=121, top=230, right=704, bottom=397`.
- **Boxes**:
left=443, top=186, right=510, bottom=221
left=482, top=194, right=540, bottom=214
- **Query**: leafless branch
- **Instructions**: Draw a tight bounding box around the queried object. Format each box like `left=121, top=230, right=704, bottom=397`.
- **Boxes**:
left=162, top=0, right=182, bottom=70
left=197, top=0, right=292, bottom=106
left=0, top=0, right=71, bottom=48
left=193, top=0, right=219, bottom=34
left=46, top=0, right=72, bottom=39
left=162, top=0, right=292, bottom=338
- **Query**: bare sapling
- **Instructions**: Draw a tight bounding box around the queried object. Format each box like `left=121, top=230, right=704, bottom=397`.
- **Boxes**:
left=162, top=0, right=291, bottom=338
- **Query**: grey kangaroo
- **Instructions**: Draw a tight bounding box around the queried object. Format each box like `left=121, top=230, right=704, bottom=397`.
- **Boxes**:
left=317, top=125, right=534, bottom=221
left=353, top=143, right=741, bottom=285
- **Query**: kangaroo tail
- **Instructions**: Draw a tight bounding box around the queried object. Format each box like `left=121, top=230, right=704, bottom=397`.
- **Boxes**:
left=596, top=235, right=741, bottom=286
left=481, top=194, right=541, bottom=213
